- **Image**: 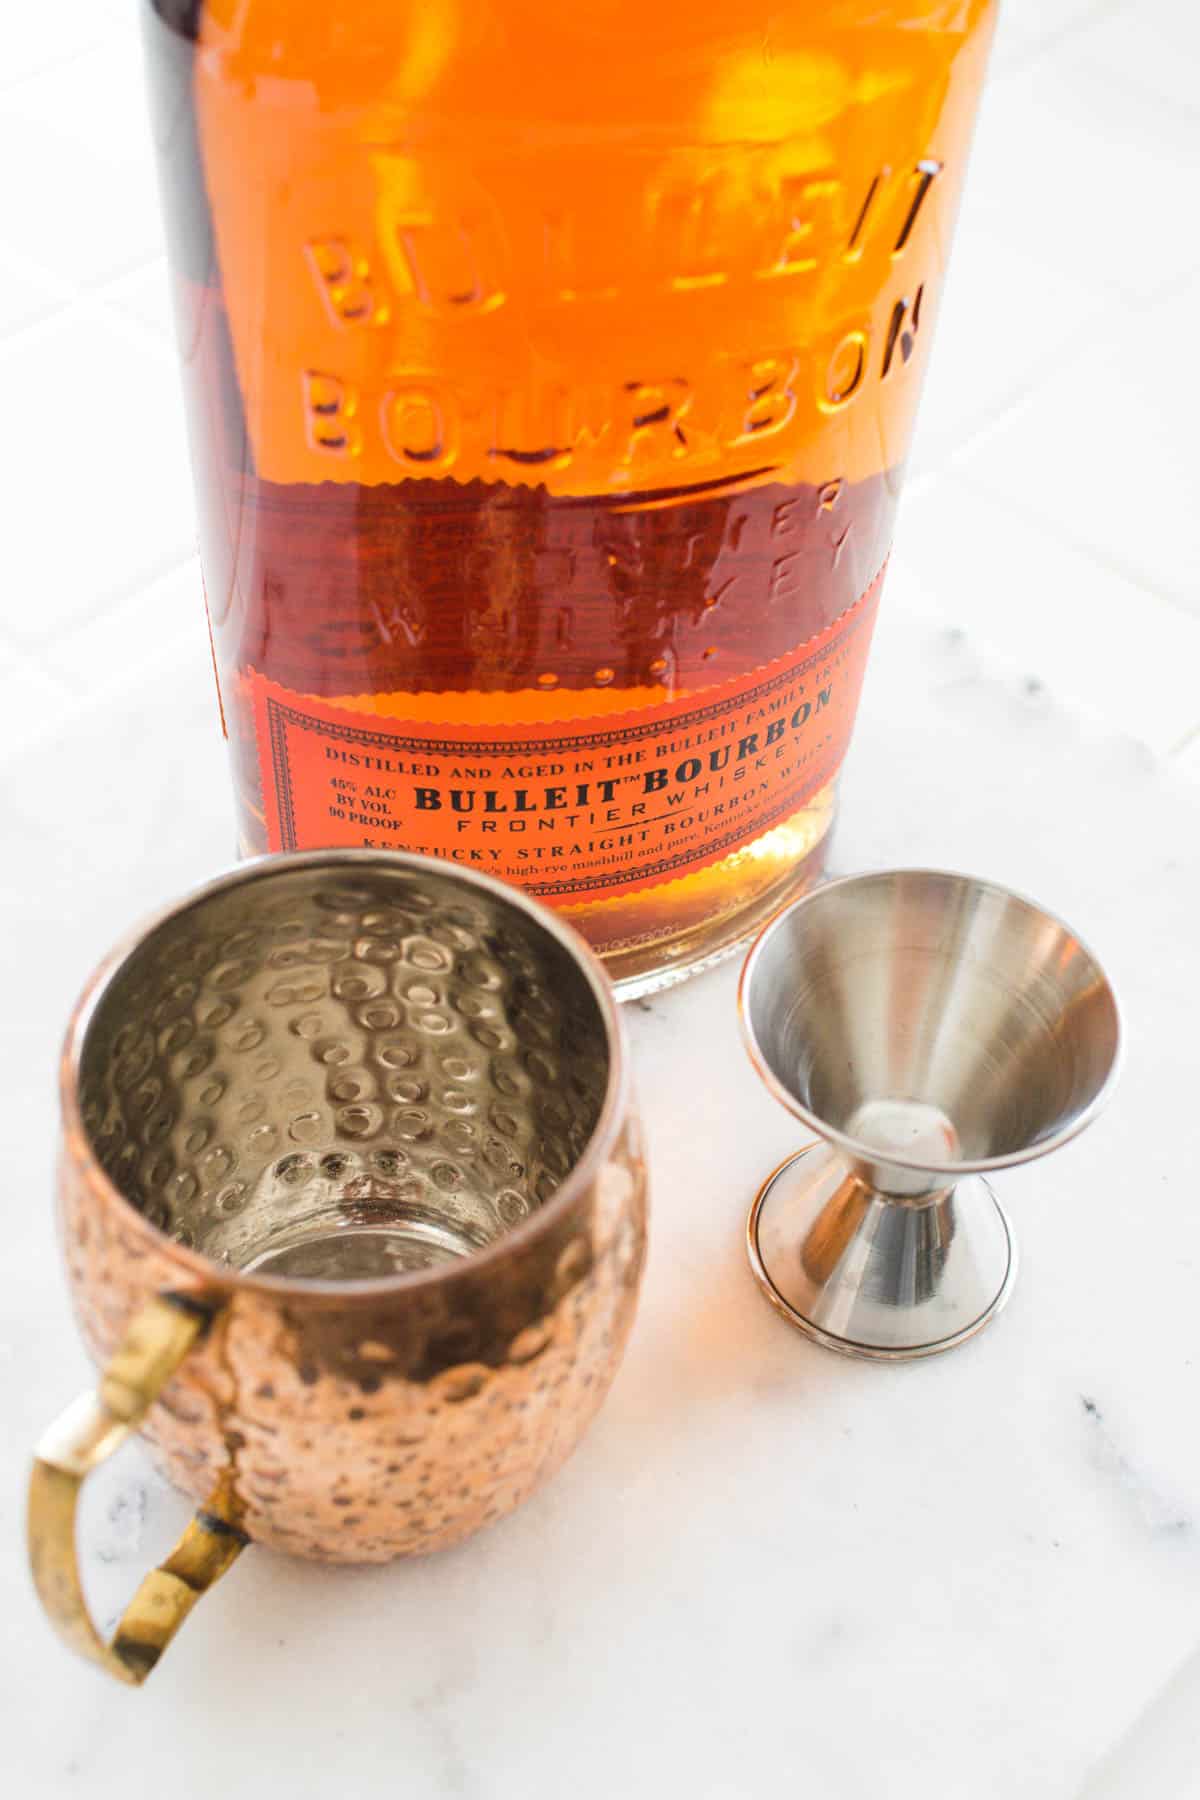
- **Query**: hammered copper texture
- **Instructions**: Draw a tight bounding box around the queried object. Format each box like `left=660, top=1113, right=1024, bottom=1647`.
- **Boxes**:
left=76, top=864, right=610, bottom=1274
left=57, top=857, right=646, bottom=1563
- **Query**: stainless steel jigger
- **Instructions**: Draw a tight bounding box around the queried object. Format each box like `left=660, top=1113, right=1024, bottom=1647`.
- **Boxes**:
left=739, top=870, right=1121, bottom=1361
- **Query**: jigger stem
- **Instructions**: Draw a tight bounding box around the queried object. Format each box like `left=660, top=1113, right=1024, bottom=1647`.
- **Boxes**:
left=746, top=1144, right=1017, bottom=1361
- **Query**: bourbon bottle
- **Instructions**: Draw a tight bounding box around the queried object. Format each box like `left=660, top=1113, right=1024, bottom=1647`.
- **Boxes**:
left=142, top=0, right=995, bottom=995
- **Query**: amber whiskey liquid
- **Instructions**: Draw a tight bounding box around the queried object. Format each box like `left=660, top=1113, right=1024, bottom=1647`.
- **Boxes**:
left=143, top=0, right=995, bottom=994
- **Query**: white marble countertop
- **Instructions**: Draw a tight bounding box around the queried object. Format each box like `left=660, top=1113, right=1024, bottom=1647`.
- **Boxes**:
left=3, top=4, right=1200, bottom=1795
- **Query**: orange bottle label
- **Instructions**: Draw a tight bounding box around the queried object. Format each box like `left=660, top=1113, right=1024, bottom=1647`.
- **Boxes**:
left=251, top=569, right=881, bottom=901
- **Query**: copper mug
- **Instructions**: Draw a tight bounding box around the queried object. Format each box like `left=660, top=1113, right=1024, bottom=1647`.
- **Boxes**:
left=28, top=853, right=647, bottom=1684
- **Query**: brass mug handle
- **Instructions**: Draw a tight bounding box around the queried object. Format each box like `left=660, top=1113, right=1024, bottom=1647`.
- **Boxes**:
left=27, top=1293, right=247, bottom=1685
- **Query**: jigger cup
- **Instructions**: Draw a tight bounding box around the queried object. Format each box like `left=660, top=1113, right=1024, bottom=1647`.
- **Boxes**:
left=739, top=870, right=1121, bottom=1361
left=28, top=852, right=646, bottom=1683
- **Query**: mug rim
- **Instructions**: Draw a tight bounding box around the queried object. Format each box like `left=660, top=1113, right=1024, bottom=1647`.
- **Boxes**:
left=60, top=850, right=633, bottom=1301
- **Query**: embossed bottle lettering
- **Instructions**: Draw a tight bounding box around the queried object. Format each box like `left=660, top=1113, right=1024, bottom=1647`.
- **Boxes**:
left=293, top=156, right=950, bottom=479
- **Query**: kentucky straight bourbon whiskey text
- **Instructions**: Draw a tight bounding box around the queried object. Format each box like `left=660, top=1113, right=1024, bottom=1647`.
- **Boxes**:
left=143, top=0, right=995, bottom=993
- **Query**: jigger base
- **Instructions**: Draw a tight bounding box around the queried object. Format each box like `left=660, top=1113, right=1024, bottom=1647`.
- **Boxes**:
left=747, top=1146, right=1018, bottom=1362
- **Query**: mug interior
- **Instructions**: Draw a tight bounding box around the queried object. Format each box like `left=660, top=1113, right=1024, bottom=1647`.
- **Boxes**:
left=76, top=860, right=611, bottom=1281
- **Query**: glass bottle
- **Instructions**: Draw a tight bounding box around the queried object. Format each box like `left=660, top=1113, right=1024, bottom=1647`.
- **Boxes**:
left=142, top=0, right=996, bottom=995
